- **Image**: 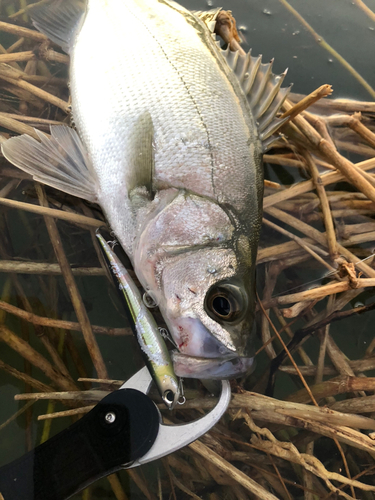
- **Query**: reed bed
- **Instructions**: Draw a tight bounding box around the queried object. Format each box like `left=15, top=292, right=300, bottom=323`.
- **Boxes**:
left=0, top=2, right=374, bottom=499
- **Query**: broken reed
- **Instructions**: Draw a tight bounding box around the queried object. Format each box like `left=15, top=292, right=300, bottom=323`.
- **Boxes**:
left=0, top=4, right=374, bottom=500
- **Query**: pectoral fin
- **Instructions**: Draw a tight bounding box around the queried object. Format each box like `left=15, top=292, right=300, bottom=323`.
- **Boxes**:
left=127, top=112, right=154, bottom=196
left=1, top=126, right=99, bottom=202
left=30, top=0, right=86, bottom=54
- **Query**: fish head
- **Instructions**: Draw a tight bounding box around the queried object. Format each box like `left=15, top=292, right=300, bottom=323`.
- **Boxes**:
left=152, top=245, right=256, bottom=376
left=133, top=190, right=258, bottom=378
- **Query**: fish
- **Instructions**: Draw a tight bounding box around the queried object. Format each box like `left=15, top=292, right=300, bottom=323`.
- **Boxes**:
left=1, top=0, right=290, bottom=379
left=96, top=230, right=180, bottom=409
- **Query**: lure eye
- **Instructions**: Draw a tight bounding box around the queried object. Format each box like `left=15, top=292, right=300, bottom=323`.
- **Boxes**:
left=162, top=389, right=177, bottom=410
left=205, top=284, right=245, bottom=323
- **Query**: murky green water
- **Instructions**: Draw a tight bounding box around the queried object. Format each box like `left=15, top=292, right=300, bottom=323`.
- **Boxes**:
left=0, top=0, right=374, bottom=498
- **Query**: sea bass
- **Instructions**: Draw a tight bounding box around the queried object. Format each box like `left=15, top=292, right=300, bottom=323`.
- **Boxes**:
left=2, top=0, right=290, bottom=378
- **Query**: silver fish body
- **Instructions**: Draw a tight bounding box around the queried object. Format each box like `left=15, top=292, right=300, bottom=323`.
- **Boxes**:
left=72, top=0, right=262, bottom=243
left=2, top=0, right=290, bottom=378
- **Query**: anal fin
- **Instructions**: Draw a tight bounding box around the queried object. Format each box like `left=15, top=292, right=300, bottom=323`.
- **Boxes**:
left=1, top=125, right=99, bottom=202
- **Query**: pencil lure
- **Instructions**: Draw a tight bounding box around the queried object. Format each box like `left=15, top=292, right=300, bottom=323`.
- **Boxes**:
left=96, top=231, right=180, bottom=409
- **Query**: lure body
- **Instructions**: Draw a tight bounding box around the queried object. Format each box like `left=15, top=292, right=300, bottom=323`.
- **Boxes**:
left=96, top=232, right=180, bottom=409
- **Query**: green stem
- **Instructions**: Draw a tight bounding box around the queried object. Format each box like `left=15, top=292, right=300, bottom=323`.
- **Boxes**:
left=40, top=401, right=55, bottom=444
left=19, top=0, right=28, bottom=22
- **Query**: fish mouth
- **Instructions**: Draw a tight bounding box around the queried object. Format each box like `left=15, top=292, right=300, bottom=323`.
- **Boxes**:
left=171, top=351, right=255, bottom=380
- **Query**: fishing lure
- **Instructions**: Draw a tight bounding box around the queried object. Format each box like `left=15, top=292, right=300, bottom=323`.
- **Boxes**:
left=96, top=230, right=180, bottom=409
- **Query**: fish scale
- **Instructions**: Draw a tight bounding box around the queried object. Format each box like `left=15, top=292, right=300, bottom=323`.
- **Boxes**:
left=2, top=0, right=291, bottom=378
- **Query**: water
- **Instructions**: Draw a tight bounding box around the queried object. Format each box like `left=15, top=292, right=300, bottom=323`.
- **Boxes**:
left=0, top=0, right=374, bottom=498
left=183, top=0, right=375, bottom=101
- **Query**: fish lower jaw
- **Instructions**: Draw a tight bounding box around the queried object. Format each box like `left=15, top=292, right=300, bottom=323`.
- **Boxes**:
left=171, top=351, right=255, bottom=380
left=166, top=315, right=238, bottom=358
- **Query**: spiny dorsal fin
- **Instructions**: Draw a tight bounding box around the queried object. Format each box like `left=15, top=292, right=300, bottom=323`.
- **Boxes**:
left=1, top=125, right=99, bottom=202
left=31, top=0, right=86, bottom=54
left=220, top=46, right=292, bottom=151
left=192, top=8, right=222, bottom=33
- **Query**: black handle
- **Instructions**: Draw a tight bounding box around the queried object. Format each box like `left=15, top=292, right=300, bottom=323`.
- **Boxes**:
left=0, top=388, right=160, bottom=500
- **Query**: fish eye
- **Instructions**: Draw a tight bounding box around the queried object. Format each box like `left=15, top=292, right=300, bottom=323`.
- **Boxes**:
left=205, top=284, right=245, bottom=323
left=212, top=296, right=231, bottom=317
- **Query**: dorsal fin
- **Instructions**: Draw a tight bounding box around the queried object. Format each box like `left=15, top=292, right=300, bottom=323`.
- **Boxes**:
left=195, top=10, right=292, bottom=151
left=220, top=45, right=292, bottom=150
left=191, top=8, right=222, bottom=33
left=30, top=0, right=86, bottom=54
